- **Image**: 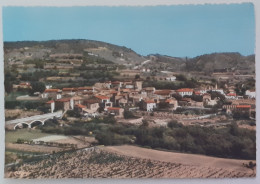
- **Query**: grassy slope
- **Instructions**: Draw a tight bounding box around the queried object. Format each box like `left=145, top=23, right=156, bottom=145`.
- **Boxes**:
left=5, top=129, right=51, bottom=143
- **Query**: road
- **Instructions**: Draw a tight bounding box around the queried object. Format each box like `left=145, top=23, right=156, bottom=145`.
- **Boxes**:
left=133, top=59, right=151, bottom=69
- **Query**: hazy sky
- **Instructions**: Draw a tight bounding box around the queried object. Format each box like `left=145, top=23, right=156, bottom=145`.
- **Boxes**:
left=3, top=4, right=255, bottom=57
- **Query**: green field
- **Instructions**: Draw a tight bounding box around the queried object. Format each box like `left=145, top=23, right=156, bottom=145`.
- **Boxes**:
left=5, top=129, right=51, bottom=143
left=5, top=91, right=28, bottom=101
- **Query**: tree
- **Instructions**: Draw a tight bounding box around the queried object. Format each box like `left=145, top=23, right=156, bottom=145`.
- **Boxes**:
left=4, top=70, right=16, bottom=93
left=135, top=74, right=140, bottom=79
left=30, top=82, right=46, bottom=94
left=191, top=94, right=203, bottom=102
left=176, top=74, right=187, bottom=81
left=229, top=122, right=239, bottom=136
left=140, top=120, right=149, bottom=127
left=172, top=93, right=182, bottom=101
left=208, top=91, right=225, bottom=101
left=167, top=120, right=182, bottom=128
left=124, top=110, right=136, bottom=119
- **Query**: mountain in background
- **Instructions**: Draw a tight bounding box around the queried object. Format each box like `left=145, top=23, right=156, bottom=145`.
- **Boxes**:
left=4, top=39, right=255, bottom=73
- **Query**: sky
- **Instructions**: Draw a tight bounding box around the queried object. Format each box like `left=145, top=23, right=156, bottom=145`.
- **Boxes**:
left=2, top=4, right=255, bottom=57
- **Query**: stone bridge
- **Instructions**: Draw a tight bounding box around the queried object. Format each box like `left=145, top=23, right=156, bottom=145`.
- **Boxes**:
left=5, top=111, right=63, bottom=130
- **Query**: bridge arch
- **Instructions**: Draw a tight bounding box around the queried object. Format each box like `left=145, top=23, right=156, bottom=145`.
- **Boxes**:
left=14, top=122, right=30, bottom=130
left=43, top=118, right=54, bottom=124
left=29, top=120, right=44, bottom=128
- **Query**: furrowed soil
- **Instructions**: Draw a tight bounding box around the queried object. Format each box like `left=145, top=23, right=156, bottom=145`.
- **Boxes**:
left=5, top=145, right=255, bottom=178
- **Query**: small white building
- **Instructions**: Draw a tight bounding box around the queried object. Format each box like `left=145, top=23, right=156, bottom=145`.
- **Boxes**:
left=125, top=84, right=134, bottom=89
left=46, top=100, right=55, bottom=113
left=225, top=93, right=237, bottom=100
left=142, top=68, right=151, bottom=73
left=42, top=89, right=62, bottom=100
left=245, top=90, right=256, bottom=99
left=212, top=89, right=225, bottom=95
left=143, top=100, right=157, bottom=111
left=166, top=76, right=176, bottom=81
left=176, top=88, right=194, bottom=97
left=199, top=89, right=208, bottom=95
left=45, top=85, right=53, bottom=89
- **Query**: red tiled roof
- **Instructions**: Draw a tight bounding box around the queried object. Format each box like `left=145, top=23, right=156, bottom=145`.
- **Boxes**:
left=182, top=98, right=192, bottom=102
left=236, top=105, right=251, bottom=108
left=227, top=93, right=236, bottom=96
left=56, top=98, right=71, bottom=102
left=75, top=104, right=86, bottom=109
left=46, top=100, right=54, bottom=104
left=203, top=93, right=211, bottom=96
left=176, top=88, right=194, bottom=92
left=122, top=89, right=131, bottom=92
left=83, top=91, right=93, bottom=95
left=107, top=107, right=121, bottom=110
left=72, top=96, right=83, bottom=100
left=165, top=99, right=176, bottom=103
left=78, top=87, right=93, bottom=90
left=95, top=95, right=110, bottom=100
left=112, top=81, right=120, bottom=84
left=194, top=91, right=201, bottom=95
left=154, top=90, right=171, bottom=95
left=62, top=88, right=75, bottom=91
left=145, top=100, right=155, bottom=103
left=20, top=82, right=30, bottom=86
left=44, top=89, right=60, bottom=93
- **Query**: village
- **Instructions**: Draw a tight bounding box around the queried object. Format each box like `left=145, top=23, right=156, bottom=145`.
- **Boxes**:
left=2, top=0, right=257, bottom=178
left=4, top=42, right=256, bottom=179
left=12, top=76, right=256, bottom=127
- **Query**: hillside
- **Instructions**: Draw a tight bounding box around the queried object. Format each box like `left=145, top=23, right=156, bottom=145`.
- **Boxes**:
left=186, top=52, right=255, bottom=73
left=148, top=53, right=255, bottom=73
left=4, top=39, right=255, bottom=73
left=4, top=39, right=146, bottom=65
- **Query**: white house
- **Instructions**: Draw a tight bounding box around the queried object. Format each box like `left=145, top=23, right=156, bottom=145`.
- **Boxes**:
left=199, top=89, right=208, bottom=95
left=95, top=95, right=112, bottom=110
left=166, top=76, right=176, bottom=81
left=45, top=85, right=53, bottom=89
left=42, top=89, right=62, bottom=99
left=245, top=90, right=256, bottom=99
left=176, top=88, right=194, bottom=97
left=225, top=93, right=237, bottom=100
left=212, top=89, right=225, bottom=95
left=46, top=100, right=55, bottom=113
left=143, top=100, right=157, bottom=111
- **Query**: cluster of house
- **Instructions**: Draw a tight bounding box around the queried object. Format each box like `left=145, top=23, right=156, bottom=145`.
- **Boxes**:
left=40, top=80, right=255, bottom=118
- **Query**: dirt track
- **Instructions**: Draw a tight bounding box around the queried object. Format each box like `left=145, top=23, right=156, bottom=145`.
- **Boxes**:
left=102, top=145, right=255, bottom=173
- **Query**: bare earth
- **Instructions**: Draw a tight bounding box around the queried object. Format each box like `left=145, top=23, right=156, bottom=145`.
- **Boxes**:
left=5, top=145, right=256, bottom=178
left=5, top=109, right=43, bottom=120
left=5, top=143, right=62, bottom=153
left=102, top=145, right=255, bottom=173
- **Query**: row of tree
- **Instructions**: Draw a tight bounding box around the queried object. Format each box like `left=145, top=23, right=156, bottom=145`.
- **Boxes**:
left=40, top=117, right=256, bottom=160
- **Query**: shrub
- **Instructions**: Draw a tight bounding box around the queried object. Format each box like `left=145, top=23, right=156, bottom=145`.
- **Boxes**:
left=124, top=110, right=136, bottom=119
left=5, top=101, right=21, bottom=109
left=167, top=120, right=183, bottom=128
left=66, top=110, right=81, bottom=118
